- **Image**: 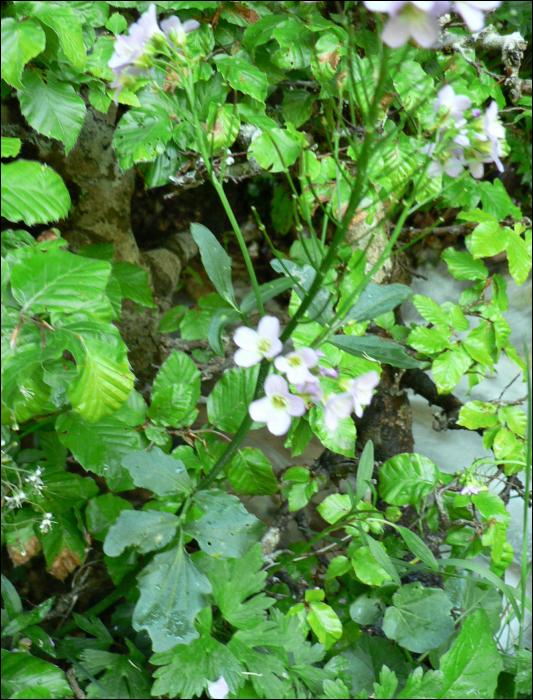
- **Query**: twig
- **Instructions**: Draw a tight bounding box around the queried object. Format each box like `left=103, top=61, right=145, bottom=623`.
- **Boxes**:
left=66, top=668, right=86, bottom=699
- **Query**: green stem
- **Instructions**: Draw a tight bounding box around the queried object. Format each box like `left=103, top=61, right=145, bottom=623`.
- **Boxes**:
left=193, top=360, right=271, bottom=493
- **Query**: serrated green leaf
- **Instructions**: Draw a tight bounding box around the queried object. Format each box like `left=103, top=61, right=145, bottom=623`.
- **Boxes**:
left=379, top=453, right=439, bottom=506
left=478, top=179, right=522, bottom=220
left=113, top=90, right=173, bottom=170
left=428, top=608, right=502, bottom=698
left=249, top=128, right=303, bottom=172
left=17, top=69, right=86, bottom=154
left=122, top=447, right=191, bottom=496
left=309, top=405, right=356, bottom=458
left=441, top=247, right=488, bottom=281
left=411, top=295, right=449, bottom=326
left=342, top=636, right=410, bottom=697
left=282, top=89, right=314, bottom=128
left=470, top=221, right=508, bottom=258
left=157, top=305, right=188, bottom=333
left=191, top=223, right=236, bottom=307
left=432, top=348, right=472, bottom=394
left=112, top=261, right=156, bottom=308
left=505, top=229, right=531, bottom=286
left=307, top=602, right=343, bottom=649
left=1, top=160, right=71, bottom=225
left=330, top=335, right=418, bottom=369
left=11, top=249, right=109, bottom=313
left=31, top=2, right=86, bottom=70
left=407, top=326, right=451, bottom=354
left=106, top=12, right=127, bottom=35
left=228, top=447, right=278, bottom=495
left=382, top=583, right=454, bottom=653
left=80, top=645, right=151, bottom=700
left=104, top=509, right=180, bottom=556
left=1, top=136, right=21, bottom=158
left=1, top=17, right=46, bottom=89
left=151, top=635, right=244, bottom=698
left=56, top=413, right=140, bottom=491
left=133, top=545, right=212, bottom=652
left=207, top=365, right=260, bottom=432
left=215, top=55, right=268, bottom=103
left=457, top=401, right=498, bottom=430
left=187, top=489, right=265, bottom=558
left=2, top=597, right=55, bottom=637
left=150, top=350, right=200, bottom=428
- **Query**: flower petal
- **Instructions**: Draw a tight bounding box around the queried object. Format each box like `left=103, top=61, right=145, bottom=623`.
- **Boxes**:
left=382, top=16, right=411, bottom=47
left=267, top=410, right=292, bottom=436
left=234, top=327, right=259, bottom=351
left=257, top=315, right=281, bottom=342
left=408, top=13, right=440, bottom=47
left=249, top=396, right=274, bottom=423
left=234, top=348, right=262, bottom=367
left=286, top=395, right=307, bottom=417
left=298, top=347, right=319, bottom=368
left=264, top=374, right=289, bottom=397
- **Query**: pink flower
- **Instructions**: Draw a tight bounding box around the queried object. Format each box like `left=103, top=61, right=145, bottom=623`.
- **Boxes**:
left=249, top=375, right=306, bottom=435
left=346, top=371, right=380, bottom=417
left=234, top=316, right=283, bottom=368
left=423, top=143, right=465, bottom=178
left=434, top=85, right=472, bottom=121
left=461, top=484, right=480, bottom=496
left=108, top=4, right=163, bottom=75
left=324, top=393, right=353, bottom=432
left=274, top=347, right=319, bottom=385
left=207, top=676, right=229, bottom=699
left=295, top=379, right=324, bottom=402
left=364, top=1, right=451, bottom=48
left=453, top=1, right=501, bottom=32
left=161, top=15, right=200, bottom=48
left=483, top=100, right=505, bottom=171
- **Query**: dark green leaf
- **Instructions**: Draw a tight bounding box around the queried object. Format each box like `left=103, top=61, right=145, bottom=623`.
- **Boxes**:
left=187, top=489, right=265, bottom=558
left=240, top=277, right=294, bottom=315
left=356, top=439, right=374, bottom=503
left=122, top=447, right=192, bottom=496
left=382, top=583, right=455, bottom=653
left=1, top=651, right=71, bottom=699
left=112, top=261, right=156, bottom=308
left=85, top=493, right=133, bottom=542
left=207, top=365, right=260, bottom=432
left=191, top=223, right=236, bottom=307
left=104, top=509, right=181, bottom=556
left=133, top=545, right=212, bottom=652
left=396, top=526, right=439, bottom=571
left=342, top=283, right=413, bottom=323
left=330, top=335, right=418, bottom=369
left=215, top=55, right=268, bottom=103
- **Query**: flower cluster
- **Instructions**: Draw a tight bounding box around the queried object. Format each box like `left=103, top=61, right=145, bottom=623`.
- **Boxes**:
left=233, top=317, right=379, bottom=436
left=108, top=3, right=199, bottom=100
left=363, top=1, right=501, bottom=48
left=423, top=86, right=508, bottom=179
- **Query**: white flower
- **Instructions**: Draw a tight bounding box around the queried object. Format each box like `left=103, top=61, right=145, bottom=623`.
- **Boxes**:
left=234, top=316, right=283, bottom=368
left=434, top=85, right=472, bottom=121
left=40, top=513, right=55, bottom=533
left=161, top=15, right=200, bottom=48
left=483, top=100, right=505, bottom=171
left=274, top=347, right=319, bottom=385
left=108, top=4, right=163, bottom=75
left=324, top=393, right=353, bottom=432
left=4, top=490, right=27, bottom=509
left=25, top=467, right=44, bottom=492
left=249, top=375, right=306, bottom=435
left=207, top=677, right=229, bottom=700
left=346, top=371, right=380, bottom=417
left=453, top=1, right=501, bottom=32
left=295, top=379, right=324, bottom=402
left=364, top=1, right=451, bottom=49
left=461, top=484, right=480, bottom=496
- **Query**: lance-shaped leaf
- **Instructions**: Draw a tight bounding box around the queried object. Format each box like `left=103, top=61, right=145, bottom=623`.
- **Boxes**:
left=133, top=545, right=212, bottom=652
left=122, top=447, right=192, bottom=496
left=240, top=276, right=294, bottom=314
left=330, top=335, right=418, bottom=369
left=191, top=223, right=237, bottom=308
left=1, top=160, right=71, bottom=225
left=341, top=283, right=413, bottom=323
left=271, top=259, right=333, bottom=324
left=104, top=510, right=181, bottom=556
left=187, top=489, right=265, bottom=558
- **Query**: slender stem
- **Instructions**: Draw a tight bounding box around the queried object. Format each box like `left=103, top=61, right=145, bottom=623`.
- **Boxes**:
left=519, top=338, right=531, bottom=650
left=182, top=69, right=265, bottom=316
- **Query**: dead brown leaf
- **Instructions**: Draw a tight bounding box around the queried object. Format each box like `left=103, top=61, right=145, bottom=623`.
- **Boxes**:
left=48, top=548, right=81, bottom=581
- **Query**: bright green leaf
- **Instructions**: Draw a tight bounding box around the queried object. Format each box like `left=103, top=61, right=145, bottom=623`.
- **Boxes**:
left=379, top=453, right=439, bottom=506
